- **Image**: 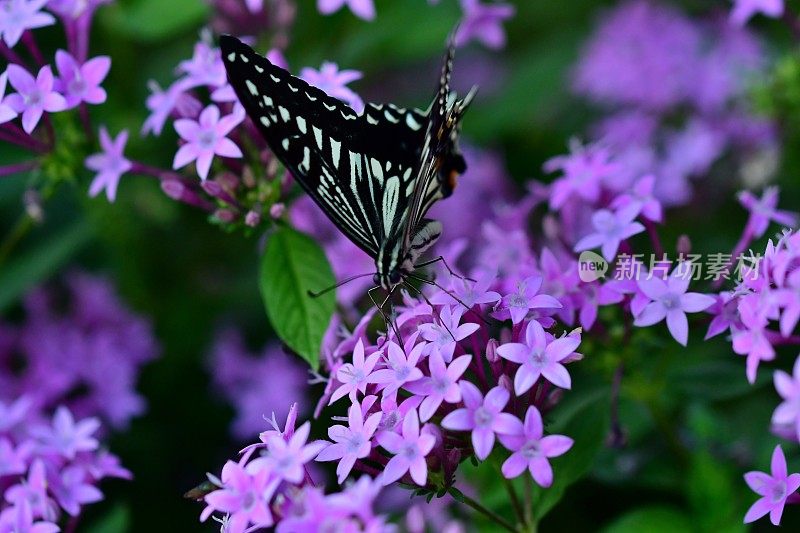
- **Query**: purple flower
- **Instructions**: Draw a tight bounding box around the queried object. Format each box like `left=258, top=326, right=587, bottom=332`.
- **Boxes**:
left=418, top=306, right=479, bottom=362
left=738, top=187, right=798, bottom=239
left=300, top=62, right=363, bottom=113
left=376, top=395, right=421, bottom=436
left=407, top=349, right=471, bottom=422
left=733, top=297, right=776, bottom=384
left=201, top=460, right=276, bottom=533
left=173, top=104, right=244, bottom=180
left=0, top=0, right=55, bottom=47
left=141, top=79, right=199, bottom=136
left=4, top=460, right=58, bottom=521
left=369, top=340, right=424, bottom=398
left=317, top=0, right=375, bottom=20
left=731, top=0, right=784, bottom=26
left=54, top=50, right=110, bottom=108
left=610, top=174, right=663, bottom=223
left=253, top=421, right=324, bottom=484
left=574, top=205, right=645, bottom=262
left=50, top=465, right=104, bottom=516
left=85, top=127, right=132, bottom=202
left=0, top=438, right=27, bottom=476
left=493, top=276, right=562, bottom=325
left=316, top=400, right=381, bottom=483
left=377, top=408, right=435, bottom=486
left=430, top=270, right=501, bottom=309
left=772, top=355, right=800, bottom=442
left=545, top=142, right=620, bottom=210
left=633, top=262, right=715, bottom=346
left=496, top=320, right=580, bottom=395
left=705, top=292, right=741, bottom=340
left=441, top=383, right=518, bottom=460
left=454, top=0, right=515, bottom=50
left=329, top=339, right=381, bottom=404
left=178, top=41, right=227, bottom=89
left=0, top=397, right=31, bottom=433
left=0, top=71, right=18, bottom=124
left=743, top=445, right=800, bottom=525
left=4, top=64, right=67, bottom=133
left=499, top=406, right=573, bottom=487
left=30, top=406, right=99, bottom=460
left=0, top=500, right=59, bottom=533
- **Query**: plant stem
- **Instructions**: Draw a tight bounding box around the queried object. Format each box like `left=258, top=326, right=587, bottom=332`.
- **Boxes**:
left=502, top=475, right=525, bottom=528
left=0, top=214, right=34, bottom=267
left=453, top=490, right=518, bottom=533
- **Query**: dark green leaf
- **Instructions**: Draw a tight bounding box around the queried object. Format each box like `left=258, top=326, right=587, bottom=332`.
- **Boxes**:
left=102, top=0, right=209, bottom=43
left=0, top=220, right=92, bottom=313
left=259, top=226, right=335, bottom=369
left=85, top=504, right=130, bottom=533
left=601, top=506, right=692, bottom=533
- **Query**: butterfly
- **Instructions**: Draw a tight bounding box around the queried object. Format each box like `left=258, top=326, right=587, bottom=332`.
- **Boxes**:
left=220, top=34, right=475, bottom=293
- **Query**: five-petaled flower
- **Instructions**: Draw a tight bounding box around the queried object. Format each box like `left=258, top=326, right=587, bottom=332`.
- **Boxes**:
left=173, top=104, right=244, bottom=180
left=738, top=187, right=798, bottom=240
left=377, top=408, right=435, bottom=486
left=300, top=62, right=364, bottom=113
left=744, top=445, right=800, bottom=526
left=418, top=306, right=479, bottom=362
left=455, top=0, right=515, bottom=50
left=54, top=50, right=111, bottom=108
left=574, top=204, right=645, bottom=262
left=493, top=275, right=562, bottom=325
left=407, top=349, right=471, bottom=422
left=369, top=340, right=425, bottom=398
left=317, top=0, right=375, bottom=21
left=250, top=421, right=324, bottom=485
left=201, top=460, right=277, bottom=532
left=330, top=339, right=382, bottom=404
left=316, top=400, right=382, bottom=484
left=499, top=406, right=573, bottom=487
left=85, top=127, right=132, bottom=202
left=4, top=64, right=67, bottom=133
left=0, top=0, right=55, bottom=47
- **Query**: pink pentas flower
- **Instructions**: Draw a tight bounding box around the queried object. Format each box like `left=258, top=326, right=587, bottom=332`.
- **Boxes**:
left=738, top=187, right=798, bottom=239
left=173, top=104, right=244, bottom=180
left=0, top=499, right=59, bottom=533
left=772, top=355, right=800, bottom=442
left=574, top=205, right=646, bottom=262
left=493, top=275, right=562, bottom=325
left=201, top=460, right=276, bottom=533
left=429, top=270, right=501, bottom=309
left=316, top=400, right=381, bottom=483
left=743, top=445, right=800, bottom=525
left=454, top=0, right=515, bottom=50
left=0, top=71, right=18, bottom=124
left=4, top=460, right=59, bottom=521
left=141, top=79, right=200, bottom=136
left=777, top=270, right=800, bottom=336
left=4, top=64, right=67, bottom=133
left=329, top=339, right=381, bottom=404
left=499, top=406, right=573, bottom=487
left=545, top=141, right=620, bottom=210
left=407, top=349, right=471, bottom=422
left=633, top=262, right=715, bottom=346
left=85, top=127, right=132, bottom=202
left=0, top=437, right=27, bottom=476
left=317, top=0, right=375, bottom=21
left=496, top=320, right=580, bottom=395
left=377, top=408, right=435, bottom=486
left=732, top=294, right=776, bottom=384
left=178, top=41, right=227, bottom=89
left=705, top=291, right=741, bottom=340
left=441, top=383, right=519, bottom=460
left=369, top=339, right=424, bottom=398
left=578, top=281, right=624, bottom=330
left=610, top=174, right=663, bottom=223
left=376, top=395, right=422, bottom=436
left=54, top=50, right=110, bottom=108
left=418, top=306, right=479, bottom=362
left=0, top=0, right=55, bottom=47
left=300, top=62, right=364, bottom=113
left=252, top=421, right=324, bottom=484
left=30, top=406, right=100, bottom=460
left=730, top=0, right=784, bottom=26
left=50, top=465, right=104, bottom=516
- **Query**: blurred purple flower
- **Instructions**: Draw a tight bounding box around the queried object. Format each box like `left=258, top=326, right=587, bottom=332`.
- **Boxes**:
left=499, top=406, right=573, bottom=487
left=85, top=127, right=131, bottom=202
left=738, top=187, right=798, bottom=239
left=493, top=276, right=562, bottom=325
left=316, top=400, right=381, bottom=483
left=377, top=409, right=435, bottom=486
left=496, top=320, right=580, bottom=395
left=0, top=71, right=19, bottom=124
left=178, top=41, right=227, bottom=89
left=772, top=355, right=800, bottom=443
left=634, top=262, right=715, bottom=346
left=731, top=0, right=783, bottom=26
left=441, top=383, right=518, bottom=460
left=141, top=79, right=199, bottom=136
left=31, top=406, right=99, bottom=460
left=201, top=460, right=276, bottom=532
left=173, top=104, right=244, bottom=180
left=4, top=64, right=67, bottom=134
left=733, top=296, right=776, bottom=384
left=253, top=422, right=325, bottom=484
left=300, top=62, right=363, bottom=113
left=610, top=174, right=662, bottom=223
left=51, top=465, right=104, bottom=516
left=0, top=0, right=54, bottom=47
left=545, top=141, right=620, bottom=210
left=317, top=0, right=375, bottom=21
left=0, top=500, right=59, bottom=533
left=4, top=460, right=57, bottom=521
left=744, top=445, right=800, bottom=525
left=54, top=50, right=110, bottom=108
left=574, top=205, right=645, bottom=262
left=454, top=0, right=515, bottom=50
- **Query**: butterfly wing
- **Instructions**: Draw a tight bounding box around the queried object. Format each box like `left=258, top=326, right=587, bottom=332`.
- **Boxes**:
left=220, top=35, right=429, bottom=259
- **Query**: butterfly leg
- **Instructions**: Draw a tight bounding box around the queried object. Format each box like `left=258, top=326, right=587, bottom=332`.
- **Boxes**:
left=414, top=255, right=476, bottom=283
left=367, top=285, right=403, bottom=346
left=407, top=273, right=492, bottom=327
left=403, top=278, right=458, bottom=343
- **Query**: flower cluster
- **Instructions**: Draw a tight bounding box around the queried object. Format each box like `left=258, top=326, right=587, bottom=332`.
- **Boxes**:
left=0, top=399, right=131, bottom=532
left=0, top=272, right=159, bottom=429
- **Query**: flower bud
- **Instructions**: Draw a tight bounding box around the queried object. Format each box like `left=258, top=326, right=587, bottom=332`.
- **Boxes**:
left=498, top=374, right=513, bottom=393
left=214, top=209, right=237, bottom=223
left=245, top=210, right=261, bottom=227
left=485, top=338, right=499, bottom=363
left=270, top=203, right=286, bottom=219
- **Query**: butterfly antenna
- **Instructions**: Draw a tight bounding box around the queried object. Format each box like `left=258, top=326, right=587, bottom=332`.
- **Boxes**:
left=403, top=279, right=458, bottom=343
left=367, top=285, right=403, bottom=347
left=407, top=273, right=492, bottom=327
left=308, top=272, right=374, bottom=298
left=414, top=255, right=476, bottom=283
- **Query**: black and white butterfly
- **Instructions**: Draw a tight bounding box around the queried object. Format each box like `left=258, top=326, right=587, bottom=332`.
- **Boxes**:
left=220, top=34, right=475, bottom=293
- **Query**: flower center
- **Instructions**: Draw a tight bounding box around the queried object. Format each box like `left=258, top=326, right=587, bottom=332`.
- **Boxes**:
left=383, top=412, right=399, bottom=430
left=528, top=347, right=545, bottom=367
left=25, top=90, right=42, bottom=107
left=346, top=433, right=365, bottom=453
left=474, top=407, right=492, bottom=428
left=403, top=443, right=418, bottom=459
left=68, top=77, right=86, bottom=96
left=661, top=292, right=681, bottom=310
left=395, top=365, right=410, bottom=380
left=508, top=294, right=528, bottom=309
left=242, top=491, right=256, bottom=511
left=521, top=441, right=540, bottom=459
left=198, top=130, right=216, bottom=149
left=433, top=376, right=450, bottom=393
left=770, top=480, right=787, bottom=503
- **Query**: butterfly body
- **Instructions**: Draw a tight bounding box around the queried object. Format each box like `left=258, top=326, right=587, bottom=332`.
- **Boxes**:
left=220, top=35, right=474, bottom=291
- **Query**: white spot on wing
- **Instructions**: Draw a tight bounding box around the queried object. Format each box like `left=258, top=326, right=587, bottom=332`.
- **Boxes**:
left=405, top=113, right=422, bottom=130
left=270, top=74, right=280, bottom=82
left=240, top=54, right=249, bottom=63
left=245, top=80, right=258, bottom=96
left=370, top=158, right=384, bottom=185
left=278, top=106, right=290, bottom=122
left=312, top=126, right=323, bottom=149
left=366, top=114, right=378, bottom=125
left=281, top=138, right=289, bottom=150
left=255, top=65, right=264, bottom=73
left=305, top=92, right=317, bottom=101
left=384, top=110, right=399, bottom=123
left=296, top=116, right=307, bottom=134
left=227, top=52, right=236, bottom=62
left=260, top=116, right=270, bottom=127
left=330, top=139, right=341, bottom=169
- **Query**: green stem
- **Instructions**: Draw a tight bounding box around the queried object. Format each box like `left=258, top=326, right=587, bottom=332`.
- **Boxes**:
left=0, top=214, right=34, bottom=267
left=452, top=489, right=518, bottom=533
left=524, top=475, right=534, bottom=528
left=501, top=471, right=526, bottom=527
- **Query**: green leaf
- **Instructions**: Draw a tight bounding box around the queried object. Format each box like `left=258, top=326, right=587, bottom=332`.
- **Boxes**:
left=686, top=451, right=747, bottom=533
left=532, top=387, right=611, bottom=519
left=102, top=0, right=209, bottom=43
left=85, top=504, right=130, bottom=533
left=601, top=506, right=692, bottom=533
left=0, top=220, right=92, bottom=313
left=259, top=226, right=335, bottom=369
